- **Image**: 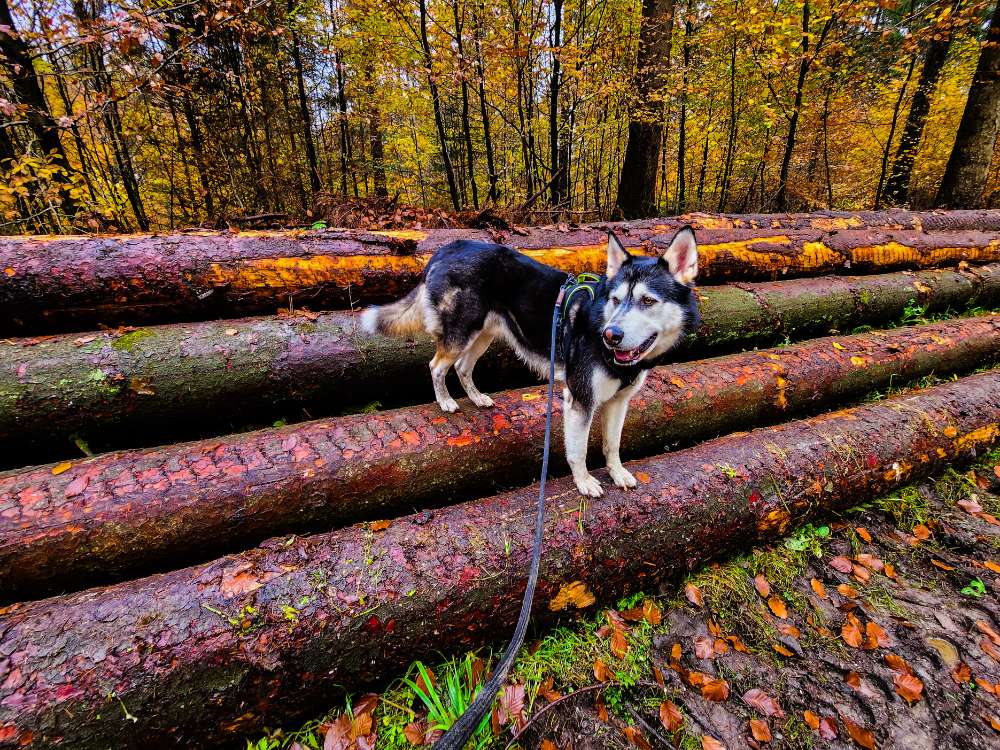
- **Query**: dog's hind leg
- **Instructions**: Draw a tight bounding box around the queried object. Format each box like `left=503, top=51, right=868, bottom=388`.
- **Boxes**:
left=430, top=343, right=461, bottom=413
left=455, top=331, right=496, bottom=408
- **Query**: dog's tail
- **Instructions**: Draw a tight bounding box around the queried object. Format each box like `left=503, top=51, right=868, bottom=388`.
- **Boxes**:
left=360, top=284, right=427, bottom=337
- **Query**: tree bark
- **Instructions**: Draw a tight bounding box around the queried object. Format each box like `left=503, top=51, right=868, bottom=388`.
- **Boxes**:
left=548, top=0, right=565, bottom=208
left=1, top=372, right=998, bottom=748
left=2, top=262, right=998, bottom=469
left=935, top=0, right=1000, bottom=208
left=883, top=1, right=962, bottom=206
left=419, top=0, right=462, bottom=211
left=1, top=316, right=997, bottom=601
left=616, top=0, right=676, bottom=218
left=453, top=0, right=479, bottom=209
left=3, top=217, right=1000, bottom=334
left=288, top=1, right=321, bottom=198
left=875, top=55, right=917, bottom=209
left=473, top=0, right=499, bottom=203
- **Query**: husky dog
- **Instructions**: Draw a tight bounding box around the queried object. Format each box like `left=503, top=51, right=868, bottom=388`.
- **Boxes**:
left=361, top=228, right=700, bottom=497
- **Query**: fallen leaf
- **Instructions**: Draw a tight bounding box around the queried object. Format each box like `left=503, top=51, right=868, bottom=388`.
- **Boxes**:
left=982, top=637, right=1000, bottom=664
left=671, top=642, right=682, bottom=664
left=767, top=596, right=788, bottom=619
left=541, top=741, right=558, bottom=750
left=894, top=672, right=924, bottom=703
left=694, top=635, right=716, bottom=660
left=593, top=659, right=609, bottom=682
left=838, top=584, right=859, bottom=599
left=976, top=677, right=996, bottom=694
left=750, top=718, right=771, bottom=743
left=977, top=620, right=1000, bottom=646
left=866, top=621, right=891, bottom=648
left=818, top=717, right=838, bottom=740
left=810, top=578, right=827, bottom=598
left=839, top=711, right=876, bottom=749
left=754, top=575, right=771, bottom=598
left=51, top=461, right=72, bottom=475
left=959, top=498, right=984, bottom=515
left=852, top=564, right=872, bottom=583
left=913, top=524, right=931, bottom=540
left=701, top=736, right=725, bottom=750
left=702, top=678, right=730, bottom=702
left=743, top=688, right=785, bottom=718
left=842, top=614, right=863, bottom=648
left=803, top=710, right=820, bottom=730
left=370, top=520, right=391, bottom=531
left=403, top=721, right=425, bottom=745
left=952, top=663, right=972, bottom=684
left=984, top=561, right=1000, bottom=574
left=777, top=622, right=801, bottom=638
left=728, top=634, right=750, bottom=653
left=537, top=676, right=561, bottom=703
left=845, top=671, right=862, bottom=689
left=652, top=663, right=665, bottom=687
left=884, top=653, right=911, bottom=674
left=596, top=700, right=610, bottom=722
left=498, top=684, right=525, bottom=726
left=660, top=700, right=684, bottom=732
left=549, top=581, right=596, bottom=611
left=323, top=714, right=352, bottom=750
left=832, top=342, right=846, bottom=350
left=622, top=726, right=652, bottom=750
left=987, top=714, right=1000, bottom=734
left=830, top=556, right=853, bottom=573
left=611, top=628, right=629, bottom=659
left=856, top=527, right=872, bottom=542
left=685, top=583, right=704, bottom=607
left=772, top=643, right=794, bottom=657
left=856, top=554, right=884, bottom=573
left=931, top=559, right=956, bottom=571
left=884, top=563, right=898, bottom=580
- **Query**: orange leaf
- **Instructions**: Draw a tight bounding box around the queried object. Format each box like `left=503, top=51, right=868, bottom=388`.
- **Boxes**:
left=593, top=659, right=609, bottom=682
left=839, top=712, right=876, bottom=750
left=884, top=563, right=898, bottom=580
left=856, top=553, right=884, bottom=572
left=694, top=634, right=716, bottom=660
left=838, top=584, right=858, bottom=599
left=803, top=710, right=820, bottom=730
left=866, top=621, right=891, bottom=648
left=659, top=700, right=684, bottom=732
left=728, top=634, right=750, bottom=653
left=852, top=564, right=871, bottom=583
left=701, top=736, right=725, bottom=750
left=51, top=461, right=72, bottom=476
left=931, top=559, right=955, bottom=571
left=701, top=678, right=730, bottom=702
left=596, top=700, right=610, bottom=722
left=984, top=561, right=1000, bottom=574
left=810, top=578, right=827, bottom=598
left=842, top=614, right=863, bottom=648
left=750, top=718, right=771, bottom=742
left=622, top=725, right=652, bottom=750
left=772, top=643, right=794, bottom=657
left=894, top=672, right=924, bottom=703
left=884, top=653, right=912, bottom=674
left=767, top=596, right=788, bottom=619
left=982, top=637, right=1000, bottom=663
left=845, top=671, right=862, bottom=689
left=976, top=677, right=996, bottom=694
left=952, top=663, right=972, bottom=684
left=670, top=642, right=682, bottom=664
left=913, top=524, right=931, bottom=540
left=777, top=622, right=801, bottom=638
left=754, top=574, right=771, bottom=598
left=541, top=741, right=558, bottom=750
left=977, top=620, right=1000, bottom=646
left=685, top=583, right=704, bottom=607
left=856, top=526, right=872, bottom=543
left=988, top=715, right=1000, bottom=734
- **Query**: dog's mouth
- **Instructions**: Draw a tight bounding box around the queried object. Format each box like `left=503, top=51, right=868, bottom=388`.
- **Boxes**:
left=606, top=333, right=657, bottom=365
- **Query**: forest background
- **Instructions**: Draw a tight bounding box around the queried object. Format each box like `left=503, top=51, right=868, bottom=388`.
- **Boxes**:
left=1, top=0, right=998, bottom=234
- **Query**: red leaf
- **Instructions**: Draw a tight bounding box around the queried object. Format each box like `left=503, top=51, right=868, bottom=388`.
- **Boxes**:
left=830, top=556, right=853, bottom=573
left=894, top=672, right=924, bottom=703
left=685, top=584, right=704, bottom=607
left=743, top=688, right=785, bottom=718
left=694, top=634, right=716, bottom=660
left=839, top=712, right=876, bottom=749
left=754, top=574, right=771, bottom=598
left=701, top=678, right=730, bottom=702
left=660, top=700, right=684, bottom=732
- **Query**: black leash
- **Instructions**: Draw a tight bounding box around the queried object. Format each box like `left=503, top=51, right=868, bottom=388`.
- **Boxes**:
left=434, top=281, right=573, bottom=749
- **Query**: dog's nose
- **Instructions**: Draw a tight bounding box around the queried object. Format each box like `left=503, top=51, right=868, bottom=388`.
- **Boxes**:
left=603, top=326, right=624, bottom=346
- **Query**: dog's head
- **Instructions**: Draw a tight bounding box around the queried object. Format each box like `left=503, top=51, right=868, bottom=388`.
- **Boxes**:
left=598, top=228, right=699, bottom=366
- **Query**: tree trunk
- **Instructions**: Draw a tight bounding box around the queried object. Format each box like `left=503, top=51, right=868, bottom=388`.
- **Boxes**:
left=676, top=0, right=692, bottom=212
left=453, top=0, right=479, bottom=209
left=3, top=218, right=1000, bottom=334
left=875, top=55, right=917, bottom=209
left=883, top=1, right=961, bottom=206
left=419, top=0, right=461, bottom=211
left=935, top=0, right=1000, bottom=208
left=548, top=0, right=564, bottom=207
left=1, top=372, right=998, bottom=748
left=2, top=262, right=998, bottom=469
left=473, top=0, right=499, bottom=203
left=616, top=0, right=676, bottom=218
left=718, top=38, right=738, bottom=211
left=1, top=316, right=997, bottom=601
left=288, top=3, right=321, bottom=199
left=0, top=0, right=79, bottom=218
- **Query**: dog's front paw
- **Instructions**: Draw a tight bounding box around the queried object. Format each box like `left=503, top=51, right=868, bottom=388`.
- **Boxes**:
left=469, top=393, right=494, bottom=408
left=609, top=465, right=637, bottom=490
left=437, top=397, right=460, bottom=413
left=574, top=473, right=604, bottom=497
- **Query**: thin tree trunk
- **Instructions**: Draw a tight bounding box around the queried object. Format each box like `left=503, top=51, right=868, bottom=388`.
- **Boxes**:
left=617, top=0, right=676, bottom=218
left=419, top=0, right=461, bottom=210
left=473, top=0, right=499, bottom=203
left=883, top=0, right=962, bottom=206
left=936, top=0, right=1000, bottom=208
left=453, top=0, right=479, bottom=209
left=548, top=0, right=564, bottom=207
left=875, top=55, right=917, bottom=209
left=288, top=2, right=321, bottom=199
left=719, top=38, right=738, bottom=211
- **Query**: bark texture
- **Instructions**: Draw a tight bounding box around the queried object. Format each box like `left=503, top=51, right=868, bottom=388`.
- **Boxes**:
left=0, top=373, right=998, bottom=749
left=3, top=264, right=1000, bottom=465
left=1, top=316, right=998, bottom=601
left=3, top=211, right=1000, bottom=334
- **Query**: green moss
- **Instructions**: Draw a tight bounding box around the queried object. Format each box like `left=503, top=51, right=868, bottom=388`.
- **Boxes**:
left=110, top=328, right=154, bottom=351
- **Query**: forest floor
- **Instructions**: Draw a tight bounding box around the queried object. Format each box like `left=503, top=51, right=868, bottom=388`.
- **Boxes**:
left=246, top=435, right=1000, bottom=750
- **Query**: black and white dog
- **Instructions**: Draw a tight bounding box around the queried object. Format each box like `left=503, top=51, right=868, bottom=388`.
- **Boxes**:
left=361, top=228, right=700, bottom=497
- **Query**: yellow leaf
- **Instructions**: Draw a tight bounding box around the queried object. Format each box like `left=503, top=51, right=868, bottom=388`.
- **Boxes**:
left=832, top=342, right=846, bottom=350
left=548, top=581, right=596, bottom=611
left=51, top=461, right=72, bottom=475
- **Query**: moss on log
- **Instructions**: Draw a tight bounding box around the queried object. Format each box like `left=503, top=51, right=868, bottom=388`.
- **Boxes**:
left=1, top=316, right=997, bottom=601
left=3, top=264, right=999, bottom=466
left=2, top=212, right=999, bottom=334
left=0, top=372, right=997, bottom=748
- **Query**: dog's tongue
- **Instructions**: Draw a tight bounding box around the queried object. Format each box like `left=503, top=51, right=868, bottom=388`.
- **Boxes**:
left=614, top=348, right=636, bottom=363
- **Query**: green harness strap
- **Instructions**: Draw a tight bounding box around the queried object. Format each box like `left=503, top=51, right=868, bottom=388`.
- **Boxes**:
left=562, top=272, right=601, bottom=317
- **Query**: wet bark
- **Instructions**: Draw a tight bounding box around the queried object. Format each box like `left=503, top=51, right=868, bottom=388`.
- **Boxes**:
left=935, top=0, right=1000, bottom=208
left=3, top=263, right=999, bottom=466
left=3, top=212, right=1000, bottom=334
left=1, top=316, right=998, bottom=601
left=0, top=372, right=998, bottom=748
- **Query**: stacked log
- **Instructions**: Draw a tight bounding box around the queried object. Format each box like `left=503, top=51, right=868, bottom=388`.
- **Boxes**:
left=0, top=372, right=997, bottom=749
left=3, top=263, right=999, bottom=464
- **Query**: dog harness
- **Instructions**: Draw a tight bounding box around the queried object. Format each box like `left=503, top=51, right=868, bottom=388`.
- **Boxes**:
left=560, top=272, right=601, bottom=317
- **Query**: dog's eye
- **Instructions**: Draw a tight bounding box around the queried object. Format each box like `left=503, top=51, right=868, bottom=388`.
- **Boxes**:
left=641, top=296, right=656, bottom=306
left=611, top=296, right=620, bottom=306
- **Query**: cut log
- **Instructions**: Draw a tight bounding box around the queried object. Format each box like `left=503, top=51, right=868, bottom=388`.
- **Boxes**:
left=3, top=214, right=1000, bottom=334
left=2, top=316, right=997, bottom=601
left=3, top=263, right=999, bottom=465
left=0, top=372, right=997, bottom=749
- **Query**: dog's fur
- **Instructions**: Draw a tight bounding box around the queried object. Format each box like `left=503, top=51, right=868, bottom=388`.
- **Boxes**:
left=361, top=228, right=700, bottom=496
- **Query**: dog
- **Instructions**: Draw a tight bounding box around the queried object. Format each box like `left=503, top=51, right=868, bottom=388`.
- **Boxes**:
left=361, top=227, right=700, bottom=497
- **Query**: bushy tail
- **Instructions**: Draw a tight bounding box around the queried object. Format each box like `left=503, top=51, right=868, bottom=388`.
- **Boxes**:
left=360, top=284, right=427, bottom=337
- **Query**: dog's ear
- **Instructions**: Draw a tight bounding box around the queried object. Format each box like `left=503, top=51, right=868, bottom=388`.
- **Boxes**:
left=606, top=232, right=631, bottom=277
left=661, top=226, right=698, bottom=285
